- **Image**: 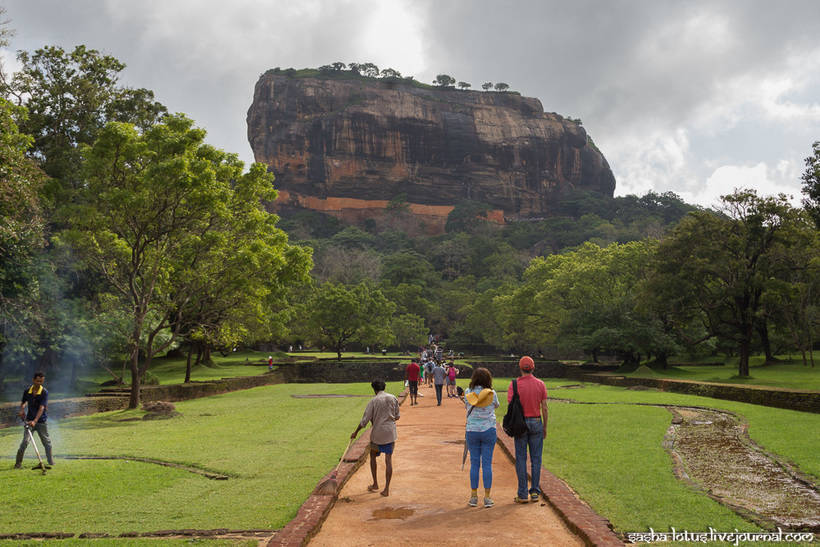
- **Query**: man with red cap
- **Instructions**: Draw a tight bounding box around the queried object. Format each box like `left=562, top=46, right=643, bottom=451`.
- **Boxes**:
left=507, top=355, right=548, bottom=503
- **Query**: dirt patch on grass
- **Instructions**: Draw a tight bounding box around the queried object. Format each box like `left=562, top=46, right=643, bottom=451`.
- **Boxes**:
left=62, top=455, right=230, bottom=480
left=664, top=407, right=820, bottom=531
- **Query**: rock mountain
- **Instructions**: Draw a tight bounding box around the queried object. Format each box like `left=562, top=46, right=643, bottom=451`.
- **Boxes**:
left=247, top=70, right=615, bottom=234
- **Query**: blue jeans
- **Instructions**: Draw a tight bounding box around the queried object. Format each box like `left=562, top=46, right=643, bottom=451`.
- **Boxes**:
left=466, top=428, right=496, bottom=490
left=434, top=384, right=443, bottom=405
left=514, top=417, right=544, bottom=499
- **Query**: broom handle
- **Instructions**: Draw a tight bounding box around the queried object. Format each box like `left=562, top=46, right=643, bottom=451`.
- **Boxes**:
left=24, top=422, right=46, bottom=466
left=333, top=438, right=354, bottom=473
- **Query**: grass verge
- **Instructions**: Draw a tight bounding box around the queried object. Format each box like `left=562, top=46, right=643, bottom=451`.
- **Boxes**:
left=623, top=357, right=820, bottom=391
left=0, top=381, right=404, bottom=536
left=492, top=378, right=819, bottom=542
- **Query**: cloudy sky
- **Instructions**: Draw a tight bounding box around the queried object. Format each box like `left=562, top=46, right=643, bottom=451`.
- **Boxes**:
left=3, top=0, right=819, bottom=207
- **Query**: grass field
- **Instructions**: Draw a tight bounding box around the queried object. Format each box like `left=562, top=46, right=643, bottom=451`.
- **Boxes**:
left=620, top=358, right=820, bottom=391
left=0, top=381, right=404, bottom=538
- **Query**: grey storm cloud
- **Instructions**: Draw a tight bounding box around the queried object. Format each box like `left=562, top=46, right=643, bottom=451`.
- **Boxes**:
left=3, top=0, right=820, bottom=206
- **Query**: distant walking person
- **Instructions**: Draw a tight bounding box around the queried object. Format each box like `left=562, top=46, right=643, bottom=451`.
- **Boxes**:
left=15, top=372, right=54, bottom=468
left=446, top=361, right=458, bottom=397
left=351, top=380, right=400, bottom=496
left=461, top=367, right=500, bottom=507
left=432, top=361, right=447, bottom=405
left=406, top=360, right=420, bottom=406
left=508, top=356, right=548, bottom=503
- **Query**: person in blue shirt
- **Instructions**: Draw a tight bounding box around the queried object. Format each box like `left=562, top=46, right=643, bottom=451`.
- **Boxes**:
left=15, top=371, right=54, bottom=468
left=460, top=367, right=500, bottom=508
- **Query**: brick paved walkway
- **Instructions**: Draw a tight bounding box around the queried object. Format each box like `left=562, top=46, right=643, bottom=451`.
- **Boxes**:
left=270, top=383, right=623, bottom=546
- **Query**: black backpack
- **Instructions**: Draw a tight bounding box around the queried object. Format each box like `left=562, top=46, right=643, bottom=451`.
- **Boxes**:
left=502, top=379, right=528, bottom=437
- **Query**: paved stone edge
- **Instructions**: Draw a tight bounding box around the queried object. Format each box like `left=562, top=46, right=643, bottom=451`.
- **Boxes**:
left=495, top=424, right=625, bottom=547
left=267, top=390, right=409, bottom=546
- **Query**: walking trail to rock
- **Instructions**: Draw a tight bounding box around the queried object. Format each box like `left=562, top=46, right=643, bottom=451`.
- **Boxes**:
left=310, top=384, right=584, bottom=546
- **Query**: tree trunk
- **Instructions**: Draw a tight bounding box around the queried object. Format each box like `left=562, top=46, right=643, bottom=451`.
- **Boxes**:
left=738, top=331, right=752, bottom=378
left=128, top=348, right=140, bottom=409
left=756, top=321, right=776, bottom=363
left=194, top=343, right=203, bottom=368
left=202, top=344, right=212, bottom=364
left=184, top=343, right=193, bottom=383
left=655, top=352, right=668, bottom=368
left=128, top=318, right=143, bottom=409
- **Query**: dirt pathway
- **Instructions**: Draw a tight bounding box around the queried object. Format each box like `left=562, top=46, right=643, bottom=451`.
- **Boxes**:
left=310, top=385, right=584, bottom=546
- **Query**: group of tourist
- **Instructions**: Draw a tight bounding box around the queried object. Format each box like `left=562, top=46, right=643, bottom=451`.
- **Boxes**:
left=353, top=355, right=548, bottom=506
left=406, top=345, right=460, bottom=407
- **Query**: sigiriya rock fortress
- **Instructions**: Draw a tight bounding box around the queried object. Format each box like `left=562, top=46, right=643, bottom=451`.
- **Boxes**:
left=247, top=69, right=616, bottom=234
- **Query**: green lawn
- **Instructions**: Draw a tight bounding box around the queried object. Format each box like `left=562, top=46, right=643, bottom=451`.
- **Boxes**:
left=491, top=378, right=820, bottom=541
left=0, top=381, right=404, bottom=537
left=621, top=357, right=820, bottom=391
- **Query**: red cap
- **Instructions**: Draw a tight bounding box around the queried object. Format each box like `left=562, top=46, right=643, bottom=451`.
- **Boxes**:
left=519, top=356, right=534, bottom=371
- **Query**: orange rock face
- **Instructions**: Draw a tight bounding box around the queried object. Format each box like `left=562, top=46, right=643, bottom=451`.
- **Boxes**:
left=247, top=71, right=615, bottom=234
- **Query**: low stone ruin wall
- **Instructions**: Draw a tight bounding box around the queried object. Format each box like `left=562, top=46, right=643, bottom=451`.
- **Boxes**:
left=0, top=372, right=285, bottom=428
left=0, top=396, right=130, bottom=428
left=276, top=361, right=408, bottom=383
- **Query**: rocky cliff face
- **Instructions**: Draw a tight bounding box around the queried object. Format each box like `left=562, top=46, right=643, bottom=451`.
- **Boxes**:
left=247, top=71, right=615, bottom=233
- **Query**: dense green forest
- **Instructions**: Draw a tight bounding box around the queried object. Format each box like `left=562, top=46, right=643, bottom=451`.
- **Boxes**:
left=1, top=38, right=818, bottom=406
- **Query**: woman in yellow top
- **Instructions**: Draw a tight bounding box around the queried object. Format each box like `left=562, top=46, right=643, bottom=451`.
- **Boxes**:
left=460, top=367, right=500, bottom=508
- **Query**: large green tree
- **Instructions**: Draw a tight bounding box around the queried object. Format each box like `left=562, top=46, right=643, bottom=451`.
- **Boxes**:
left=654, top=190, right=797, bottom=376
left=391, top=313, right=427, bottom=350
left=5, top=45, right=165, bottom=197
left=301, top=282, right=395, bottom=360
left=802, top=141, right=820, bottom=229
left=0, top=98, right=47, bottom=377
left=500, top=240, right=664, bottom=362
left=64, top=114, right=305, bottom=406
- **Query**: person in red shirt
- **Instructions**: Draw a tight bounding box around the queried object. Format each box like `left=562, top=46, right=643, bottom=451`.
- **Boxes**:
left=507, top=356, right=548, bottom=503
left=406, top=360, right=421, bottom=406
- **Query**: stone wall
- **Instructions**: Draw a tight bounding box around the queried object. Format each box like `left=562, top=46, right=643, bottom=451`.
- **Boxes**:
left=0, top=372, right=286, bottom=428
left=276, top=361, right=408, bottom=383
left=0, top=396, right=130, bottom=428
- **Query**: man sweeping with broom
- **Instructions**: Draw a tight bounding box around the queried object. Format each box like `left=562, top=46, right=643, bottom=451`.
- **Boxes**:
left=15, top=371, right=54, bottom=469
left=351, top=379, right=399, bottom=497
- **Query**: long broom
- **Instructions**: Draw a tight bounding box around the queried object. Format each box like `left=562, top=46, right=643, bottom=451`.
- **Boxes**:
left=23, top=421, right=51, bottom=475
left=315, top=438, right=354, bottom=495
